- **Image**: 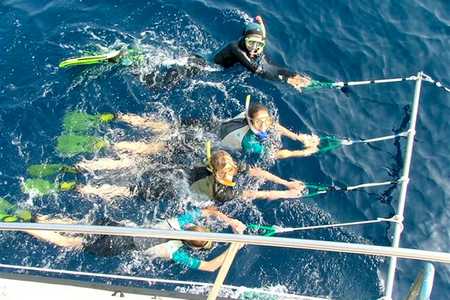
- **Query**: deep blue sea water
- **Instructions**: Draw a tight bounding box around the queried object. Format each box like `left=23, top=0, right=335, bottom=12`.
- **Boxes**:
left=0, top=0, right=449, bottom=299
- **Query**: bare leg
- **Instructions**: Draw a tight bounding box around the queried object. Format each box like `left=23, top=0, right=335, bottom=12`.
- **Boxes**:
left=34, top=214, right=79, bottom=224
left=76, top=156, right=136, bottom=172
left=117, top=113, right=171, bottom=134
left=77, top=184, right=132, bottom=202
left=24, top=230, right=84, bottom=248
left=112, top=141, right=165, bottom=156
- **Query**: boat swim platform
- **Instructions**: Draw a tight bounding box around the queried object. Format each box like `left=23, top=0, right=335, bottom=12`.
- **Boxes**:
left=0, top=271, right=326, bottom=300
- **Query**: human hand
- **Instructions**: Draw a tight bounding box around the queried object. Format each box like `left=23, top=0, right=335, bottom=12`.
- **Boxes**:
left=301, top=147, right=319, bottom=157
left=287, top=74, right=311, bottom=88
left=255, top=16, right=263, bottom=24
left=229, top=219, right=247, bottom=234
left=299, top=134, right=320, bottom=148
left=285, top=188, right=305, bottom=199
left=285, top=180, right=305, bottom=191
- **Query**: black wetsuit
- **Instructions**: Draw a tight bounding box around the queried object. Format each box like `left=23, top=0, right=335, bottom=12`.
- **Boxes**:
left=213, top=39, right=297, bottom=82
left=83, top=219, right=139, bottom=256
left=143, top=54, right=208, bottom=88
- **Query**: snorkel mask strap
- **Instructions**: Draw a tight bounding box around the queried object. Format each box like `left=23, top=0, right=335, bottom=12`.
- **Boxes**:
left=245, top=95, right=269, bottom=140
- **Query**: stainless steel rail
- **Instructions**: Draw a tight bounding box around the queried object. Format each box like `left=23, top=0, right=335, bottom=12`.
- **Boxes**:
left=384, top=72, right=423, bottom=300
left=1, top=222, right=449, bottom=264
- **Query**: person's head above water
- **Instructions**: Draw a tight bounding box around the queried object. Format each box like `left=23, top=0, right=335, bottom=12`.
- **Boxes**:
left=245, top=102, right=273, bottom=142
left=242, top=22, right=265, bottom=58
left=184, top=225, right=214, bottom=250
left=248, top=103, right=273, bottom=133
left=210, top=150, right=238, bottom=186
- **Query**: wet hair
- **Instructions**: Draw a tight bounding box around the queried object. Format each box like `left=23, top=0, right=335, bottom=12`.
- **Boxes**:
left=211, top=150, right=236, bottom=173
left=184, top=225, right=212, bottom=249
left=248, top=103, right=269, bottom=119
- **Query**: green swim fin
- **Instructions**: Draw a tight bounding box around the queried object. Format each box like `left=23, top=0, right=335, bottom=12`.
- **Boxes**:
left=0, top=197, right=16, bottom=212
left=58, top=50, right=123, bottom=69
left=56, top=135, right=108, bottom=157
left=15, top=209, right=33, bottom=222
left=22, top=179, right=76, bottom=196
left=22, top=179, right=58, bottom=195
left=63, top=111, right=115, bottom=134
left=27, top=163, right=78, bottom=178
left=0, top=197, right=33, bottom=222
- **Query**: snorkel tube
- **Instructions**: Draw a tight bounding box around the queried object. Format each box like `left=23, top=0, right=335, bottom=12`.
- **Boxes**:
left=245, top=95, right=269, bottom=141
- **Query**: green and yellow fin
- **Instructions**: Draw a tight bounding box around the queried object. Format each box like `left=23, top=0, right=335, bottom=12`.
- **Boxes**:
left=56, top=135, right=108, bottom=157
left=22, top=179, right=58, bottom=196
left=27, top=163, right=77, bottom=178
left=58, top=50, right=122, bottom=69
left=63, top=111, right=114, bottom=134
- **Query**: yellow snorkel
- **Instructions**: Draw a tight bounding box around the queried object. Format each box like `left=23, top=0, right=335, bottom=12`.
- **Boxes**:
left=205, top=140, right=213, bottom=172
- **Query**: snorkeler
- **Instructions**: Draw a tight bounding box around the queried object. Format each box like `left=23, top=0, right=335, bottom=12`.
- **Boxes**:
left=10, top=207, right=246, bottom=272
left=189, top=148, right=305, bottom=202
left=219, top=96, right=320, bottom=159
left=213, top=16, right=312, bottom=90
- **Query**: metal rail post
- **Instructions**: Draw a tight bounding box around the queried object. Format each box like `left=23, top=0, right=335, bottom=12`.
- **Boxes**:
left=384, top=72, right=423, bottom=299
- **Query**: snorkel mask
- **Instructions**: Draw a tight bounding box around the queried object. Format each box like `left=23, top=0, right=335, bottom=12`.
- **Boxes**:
left=205, top=141, right=237, bottom=187
left=244, top=35, right=265, bottom=56
left=245, top=95, right=270, bottom=141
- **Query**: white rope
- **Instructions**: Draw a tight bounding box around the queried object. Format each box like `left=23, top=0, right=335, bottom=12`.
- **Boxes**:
left=421, top=73, right=450, bottom=93
left=0, top=263, right=310, bottom=299
left=345, top=179, right=400, bottom=191
left=341, top=130, right=410, bottom=146
left=331, top=72, right=449, bottom=93
left=275, top=215, right=402, bottom=234
left=333, top=75, right=418, bottom=88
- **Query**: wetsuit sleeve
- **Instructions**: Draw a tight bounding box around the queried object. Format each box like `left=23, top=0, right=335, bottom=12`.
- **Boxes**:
left=232, top=45, right=261, bottom=73
left=171, top=249, right=201, bottom=269
left=259, top=56, right=297, bottom=82
left=176, top=208, right=203, bottom=229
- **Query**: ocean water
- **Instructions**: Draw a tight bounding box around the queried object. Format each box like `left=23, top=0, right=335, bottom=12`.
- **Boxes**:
left=0, top=0, right=449, bottom=299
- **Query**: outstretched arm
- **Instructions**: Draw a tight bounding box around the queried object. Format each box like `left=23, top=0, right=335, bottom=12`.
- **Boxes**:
left=201, top=207, right=246, bottom=234
left=243, top=189, right=303, bottom=201
left=274, top=124, right=320, bottom=159
left=198, top=243, right=244, bottom=272
left=248, top=167, right=305, bottom=190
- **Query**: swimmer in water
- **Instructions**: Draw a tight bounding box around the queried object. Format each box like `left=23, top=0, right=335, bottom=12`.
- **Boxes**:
left=214, top=16, right=312, bottom=90
left=218, top=97, right=320, bottom=160
left=13, top=207, right=245, bottom=272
